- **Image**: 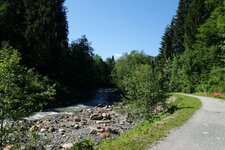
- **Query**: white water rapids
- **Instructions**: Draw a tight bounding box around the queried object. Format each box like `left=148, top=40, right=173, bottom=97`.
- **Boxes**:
left=24, top=89, right=113, bottom=120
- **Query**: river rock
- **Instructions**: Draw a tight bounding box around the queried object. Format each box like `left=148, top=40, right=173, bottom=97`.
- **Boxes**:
left=29, top=125, right=39, bottom=132
left=102, top=113, right=111, bottom=120
left=74, top=124, right=79, bottom=129
left=42, top=120, right=50, bottom=126
left=40, top=128, right=47, bottom=133
left=59, top=128, right=66, bottom=133
left=110, top=128, right=121, bottom=134
left=89, top=128, right=97, bottom=134
left=81, top=119, right=87, bottom=125
left=102, top=113, right=107, bottom=118
left=96, top=120, right=114, bottom=124
left=61, top=124, right=66, bottom=127
left=90, top=113, right=103, bottom=120
left=74, top=116, right=81, bottom=122
left=61, top=143, right=73, bottom=150
left=100, top=131, right=110, bottom=139
left=48, top=127, right=55, bottom=132
left=3, top=144, right=14, bottom=150
left=97, top=128, right=105, bottom=133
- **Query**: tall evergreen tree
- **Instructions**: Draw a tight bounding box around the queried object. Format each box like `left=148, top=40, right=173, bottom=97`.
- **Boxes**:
left=184, top=0, right=206, bottom=50
left=23, top=0, right=68, bottom=78
left=0, top=0, right=26, bottom=52
left=159, top=23, right=174, bottom=61
left=172, top=0, right=192, bottom=54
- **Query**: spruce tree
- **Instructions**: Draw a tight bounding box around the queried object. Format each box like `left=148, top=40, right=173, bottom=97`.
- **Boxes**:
left=23, top=0, right=68, bottom=78
left=184, top=0, right=206, bottom=50
left=172, top=0, right=192, bottom=54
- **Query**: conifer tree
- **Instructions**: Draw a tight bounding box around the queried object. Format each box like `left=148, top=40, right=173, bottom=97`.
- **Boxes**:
left=184, top=0, right=206, bottom=50
left=172, top=0, right=192, bottom=54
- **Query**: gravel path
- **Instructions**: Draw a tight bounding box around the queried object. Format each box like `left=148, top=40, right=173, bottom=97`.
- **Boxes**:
left=149, top=94, right=225, bottom=150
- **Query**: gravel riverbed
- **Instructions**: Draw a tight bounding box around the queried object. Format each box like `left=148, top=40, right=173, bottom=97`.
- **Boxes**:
left=26, top=104, right=133, bottom=149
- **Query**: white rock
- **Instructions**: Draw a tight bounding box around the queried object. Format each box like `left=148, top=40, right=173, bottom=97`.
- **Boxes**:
left=102, top=113, right=107, bottom=118
left=74, top=124, right=79, bottom=129
left=61, top=143, right=73, bottom=149
left=40, top=128, right=47, bottom=133
left=59, top=128, right=66, bottom=133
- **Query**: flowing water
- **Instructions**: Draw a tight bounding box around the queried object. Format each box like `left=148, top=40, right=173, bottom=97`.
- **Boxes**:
left=25, top=88, right=113, bottom=120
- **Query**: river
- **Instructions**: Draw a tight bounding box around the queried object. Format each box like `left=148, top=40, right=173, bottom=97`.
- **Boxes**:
left=25, top=88, right=115, bottom=120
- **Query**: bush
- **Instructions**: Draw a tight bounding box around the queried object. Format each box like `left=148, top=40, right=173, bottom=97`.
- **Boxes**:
left=112, top=51, right=149, bottom=92
left=0, top=42, right=56, bottom=147
left=117, top=64, right=167, bottom=120
left=72, top=140, right=93, bottom=150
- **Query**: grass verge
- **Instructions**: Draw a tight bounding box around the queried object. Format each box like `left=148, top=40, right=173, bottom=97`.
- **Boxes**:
left=194, top=92, right=225, bottom=100
left=96, top=94, right=202, bottom=150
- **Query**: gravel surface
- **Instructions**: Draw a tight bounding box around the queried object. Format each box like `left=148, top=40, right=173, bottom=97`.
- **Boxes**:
left=149, top=94, right=225, bottom=150
left=27, top=104, right=134, bottom=149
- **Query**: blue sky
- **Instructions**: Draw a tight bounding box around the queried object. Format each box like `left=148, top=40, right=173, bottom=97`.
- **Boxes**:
left=65, top=0, right=179, bottom=60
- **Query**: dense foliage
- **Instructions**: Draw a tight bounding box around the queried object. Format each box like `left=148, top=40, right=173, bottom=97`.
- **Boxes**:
left=0, top=0, right=115, bottom=105
left=113, top=51, right=167, bottom=120
left=158, top=0, right=225, bottom=94
left=0, top=43, right=55, bottom=147
left=0, top=43, right=56, bottom=120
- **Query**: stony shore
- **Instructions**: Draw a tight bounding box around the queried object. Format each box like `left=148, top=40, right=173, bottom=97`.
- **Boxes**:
left=27, top=104, right=134, bottom=149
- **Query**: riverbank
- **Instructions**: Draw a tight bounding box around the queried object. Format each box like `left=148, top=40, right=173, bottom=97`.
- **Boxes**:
left=7, top=104, right=133, bottom=149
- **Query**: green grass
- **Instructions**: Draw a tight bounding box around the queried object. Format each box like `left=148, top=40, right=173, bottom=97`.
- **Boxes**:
left=96, top=94, right=202, bottom=150
left=194, top=92, right=225, bottom=100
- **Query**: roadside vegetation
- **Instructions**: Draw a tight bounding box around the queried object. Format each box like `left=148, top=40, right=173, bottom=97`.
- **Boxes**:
left=194, top=92, right=225, bottom=100
left=97, top=94, right=202, bottom=150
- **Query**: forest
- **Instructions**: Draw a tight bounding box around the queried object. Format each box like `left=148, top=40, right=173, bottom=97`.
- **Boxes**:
left=0, top=0, right=224, bottom=149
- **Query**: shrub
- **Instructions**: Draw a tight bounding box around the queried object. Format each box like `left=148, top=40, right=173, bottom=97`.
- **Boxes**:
left=0, top=42, right=56, bottom=147
left=118, top=64, right=167, bottom=120
left=72, top=140, right=94, bottom=150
